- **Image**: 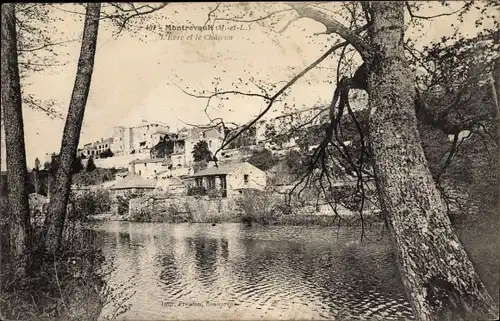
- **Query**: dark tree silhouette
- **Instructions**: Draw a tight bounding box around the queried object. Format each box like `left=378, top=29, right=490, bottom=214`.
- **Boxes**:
left=246, top=148, right=279, bottom=171
left=72, top=156, right=84, bottom=174
left=192, top=140, right=213, bottom=162
left=86, top=156, right=97, bottom=172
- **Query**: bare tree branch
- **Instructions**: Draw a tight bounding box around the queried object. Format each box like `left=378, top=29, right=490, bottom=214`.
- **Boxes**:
left=204, top=3, right=221, bottom=26
left=18, top=39, right=78, bottom=52
left=405, top=1, right=474, bottom=20
left=210, top=8, right=294, bottom=24
left=286, top=3, right=371, bottom=58
left=279, top=16, right=301, bottom=33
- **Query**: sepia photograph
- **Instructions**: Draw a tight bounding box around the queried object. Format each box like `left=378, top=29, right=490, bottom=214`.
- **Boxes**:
left=0, top=2, right=499, bottom=321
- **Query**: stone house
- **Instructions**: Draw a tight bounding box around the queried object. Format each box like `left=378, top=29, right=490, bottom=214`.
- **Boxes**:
left=109, top=173, right=156, bottom=195
left=188, top=162, right=266, bottom=197
left=155, top=175, right=187, bottom=195
left=129, top=158, right=169, bottom=179
left=79, top=137, right=113, bottom=158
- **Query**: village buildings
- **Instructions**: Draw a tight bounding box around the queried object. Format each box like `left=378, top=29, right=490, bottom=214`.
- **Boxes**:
left=111, top=120, right=170, bottom=156
left=175, top=125, right=225, bottom=165
left=188, top=162, right=266, bottom=197
left=79, top=137, right=113, bottom=158
left=129, top=158, right=169, bottom=179
left=62, top=108, right=336, bottom=199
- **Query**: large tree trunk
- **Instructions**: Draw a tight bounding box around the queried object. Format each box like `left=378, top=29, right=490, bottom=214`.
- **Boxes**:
left=366, top=2, right=498, bottom=321
left=1, top=3, right=32, bottom=261
left=43, top=3, right=101, bottom=254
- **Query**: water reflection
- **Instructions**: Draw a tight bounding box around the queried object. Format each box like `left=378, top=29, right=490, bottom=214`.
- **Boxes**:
left=96, top=222, right=415, bottom=320
left=192, top=237, right=218, bottom=287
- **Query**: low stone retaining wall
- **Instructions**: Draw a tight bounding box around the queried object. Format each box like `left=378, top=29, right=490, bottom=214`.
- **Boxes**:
left=126, top=193, right=378, bottom=223
left=128, top=195, right=240, bottom=222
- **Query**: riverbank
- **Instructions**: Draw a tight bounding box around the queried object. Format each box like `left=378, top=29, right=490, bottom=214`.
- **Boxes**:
left=99, top=193, right=385, bottom=227
left=1, top=195, right=111, bottom=321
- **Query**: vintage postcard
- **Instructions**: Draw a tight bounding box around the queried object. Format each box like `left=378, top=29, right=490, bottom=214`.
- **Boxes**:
left=1, top=2, right=499, bottom=321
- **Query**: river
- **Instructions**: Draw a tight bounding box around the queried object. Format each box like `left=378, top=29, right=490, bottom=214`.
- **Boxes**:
left=93, top=222, right=416, bottom=320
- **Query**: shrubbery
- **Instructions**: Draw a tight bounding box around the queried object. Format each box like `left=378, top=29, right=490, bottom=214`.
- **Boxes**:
left=67, top=188, right=112, bottom=221
left=0, top=195, right=120, bottom=321
left=115, top=190, right=145, bottom=216
left=235, top=189, right=281, bottom=225
left=187, top=186, right=207, bottom=196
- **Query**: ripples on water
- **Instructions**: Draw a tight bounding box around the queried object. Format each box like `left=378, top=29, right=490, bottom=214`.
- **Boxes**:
left=94, top=222, right=415, bottom=320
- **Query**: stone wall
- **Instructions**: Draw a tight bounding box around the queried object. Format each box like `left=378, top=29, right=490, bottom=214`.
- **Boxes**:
left=128, top=195, right=240, bottom=222
left=126, top=191, right=376, bottom=223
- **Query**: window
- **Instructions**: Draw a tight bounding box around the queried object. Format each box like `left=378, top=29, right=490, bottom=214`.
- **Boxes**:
left=243, top=174, right=249, bottom=184
left=209, top=140, right=212, bottom=147
left=220, top=176, right=227, bottom=190
left=208, top=177, right=215, bottom=189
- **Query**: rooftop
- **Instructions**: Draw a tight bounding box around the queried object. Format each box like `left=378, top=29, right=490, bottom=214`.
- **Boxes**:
left=109, top=173, right=156, bottom=190
left=151, top=130, right=169, bottom=136
left=130, top=158, right=166, bottom=165
left=190, top=162, right=247, bottom=177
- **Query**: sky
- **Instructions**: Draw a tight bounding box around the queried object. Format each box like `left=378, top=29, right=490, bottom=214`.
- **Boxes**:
left=0, top=2, right=494, bottom=169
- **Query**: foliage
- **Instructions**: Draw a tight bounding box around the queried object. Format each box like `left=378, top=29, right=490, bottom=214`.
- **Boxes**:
left=99, top=149, right=114, bottom=159
left=0, top=196, right=111, bottom=321
left=72, top=167, right=119, bottom=186
left=192, top=161, right=208, bottom=173
left=235, top=189, right=281, bottom=225
left=246, top=148, right=279, bottom=171
left=187, top=186, right=207, bottom=196
left=86, top=156, right=97, bottom=172
left=150, top=136, right=175, bottom=158
left=225, top=125, right=257, bottom=149
left=72, top=156, right=84, bottom=174
left=192, top=140, right=213, bottom=162
left=67, top=189, right=112, bottom=221
left=115, top=190, right=145, bottom=216
left=34, top=158, right=40, bottom=171
left=283, top=149, right=309, bottom=176
left=39, top=154, right=86, bottom=194
left=295, top=123, right=327, bottom=152
left=48, top=154, right=59, bottom=175
left=15, top=3, right=65, bottom=119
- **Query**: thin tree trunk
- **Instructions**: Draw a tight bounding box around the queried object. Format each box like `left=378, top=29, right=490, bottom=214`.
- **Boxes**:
left=1, top=3, right=32, bottom=262
left=47, top=173, right=51, bottom=200
left=492, top=57, right=499, bottom=116
left=44, top=3, right=101, bottom=254
left=33, top=169, right=40, bottom=194
left=366, top=2, right=497, bottom=321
